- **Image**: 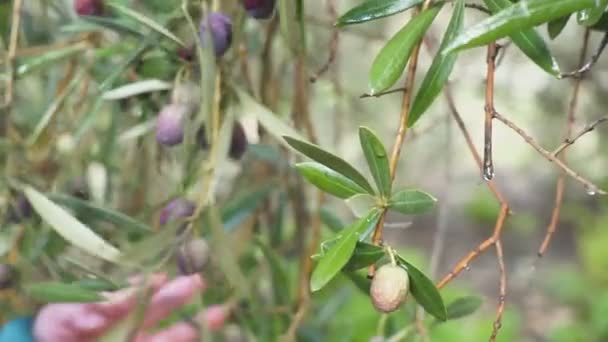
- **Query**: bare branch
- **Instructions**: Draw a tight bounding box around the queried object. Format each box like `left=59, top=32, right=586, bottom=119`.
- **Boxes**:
left=490, top=240, right=507, bottom=342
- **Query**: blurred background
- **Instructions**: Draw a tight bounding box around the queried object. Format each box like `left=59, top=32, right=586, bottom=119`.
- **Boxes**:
left=1, top=0, right=607, bottom=341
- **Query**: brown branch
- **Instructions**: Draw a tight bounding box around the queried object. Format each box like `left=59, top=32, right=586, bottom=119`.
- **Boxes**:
left=492, top=111, right=606, bottom=195
left=490, top=240, right=507, bottom=342
left=310, top=0, right=339, bottom=82
left=483, top=43, right=498, bottom=181
left=538, top=29, right=591, bottom=257
left=560, top=32, right=608, bottom=78
left=437, top=204, right=509, bottom=288
left=552, top=116, right=607, bottom=157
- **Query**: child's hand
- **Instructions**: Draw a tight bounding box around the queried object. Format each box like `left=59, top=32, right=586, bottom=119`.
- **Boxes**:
left=33, top=273, right=226, bottom=342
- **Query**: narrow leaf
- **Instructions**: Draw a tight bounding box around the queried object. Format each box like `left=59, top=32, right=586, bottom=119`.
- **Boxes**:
left=345, top=193, right=379, bottom=217
left=320, top=207, right=345, bottom=232
left=25, top=282, right=104, bottom=303
left=311, top=210, right=381, bottom=291
left=359, top=127, right=391, bottom=197
left=409, top=0, right=464, bottom=127
left=107, top=2, right=185, bottom=46
left=296, top=162, right=369, bottom=199
left=483, top=0, right=560, bottom=76
left=337, top=0, right=423, bottom=26
left=48, top=193, right=151, bottom=233
left=444, top=0, right=596, bottom=54
left=310, top=224, right=359, bottom=292
left=221, top=185, right=274, bottom=231
left=398, top=256, right=447, bottom=321
left=578, top=0, right=608, bottom=26
left=235, top=88, right=306, bottom=145
left=345, top=242, right=385, bottom=270
left=446, top=296, right=484, bottom=320
left=102, top=79, right=171, bottom=100
left=389, top=189, right=437, bottom=215
left=284, top=136, right=375, bottom=194
left=547, top=15, right=571, bottom=39
left=369, top=5, right=442, bottom=94
left=24, top=186, right=122, bottom=263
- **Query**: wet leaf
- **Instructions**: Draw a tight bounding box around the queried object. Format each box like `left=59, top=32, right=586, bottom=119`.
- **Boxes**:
left=359, top=127, right=391, bottom=197
left=547, top=15, right=571, bottom=39
left=397, top=256, right=447, bottom=321
left=483, top=0, right=560, bottom=76
left=369, top=5, right=442, bottom=94
left=311, top=210, right=381, bottom=291
left=388, top=189, right=437, bottom=215
left=446, top=296, right=484, bottom=320
left=296, top=162, right=369, bottom=199
left=24, top=282, right=104, bottom=303
left=284, top=136, right=375, bottom=194
left=337, top=0, right=423, bottom=26
left=577, top=0, right=608, bottom=26
left=24, top=186, right=122, bottom=263
left=444, top=0, right=596, bottom=54
left=409, top=0, right=464, bottom=127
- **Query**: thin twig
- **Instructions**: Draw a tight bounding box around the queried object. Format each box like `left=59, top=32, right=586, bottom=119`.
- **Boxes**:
left=483, top=43, right=498, bottom=181
left=360, top=87, right=406, bottom=99
left=492, top=111, right=606, bottom=195
left=310, top=0, right=339, bottom=82
left=437, top=204, right=509, bottom=288
left=552, top=116, right=607, bottom=157
left=490, top=240, right=507, bottom=342
left=538, top=29, right=591, bottom=258
left=560, top=32, right=608, bottom=78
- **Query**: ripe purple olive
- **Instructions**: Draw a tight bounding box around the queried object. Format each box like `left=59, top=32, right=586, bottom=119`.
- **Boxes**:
left=74, top=0, right=105, bottom=16
left=155, top=103, right=189, bottom=146
left=0, top=264, right=16, bottom=289
left=6, top=193, right=32, bottom=223
left=229, top=121, right=248, bottom=160
left=199, top=12, right=233, bottom=58
left=370, top=264, right=409, bottom=313
left=159, top=198, right=196, bottom=226
left=242, top=0, right=276, bottom=19
left=176, top=238, right=210, bottom=275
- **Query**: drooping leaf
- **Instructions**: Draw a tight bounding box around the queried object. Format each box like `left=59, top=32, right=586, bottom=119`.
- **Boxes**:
left=236, top=89, right=305, bottom=145
left=577, top=0, right=608, bottom=26
left=547, top=15, right=571, bottom=39
left=284, top=136, right=375, bottom=194
left=48, top=193, right=151, bottom=233
left=369, top=5, right=442, bottom=94
left=102, top=79, right=171, bottom=100
left=345, top=193, right=379, bottom=218
left=409, top=0, right=464, bottom=127
left=337, top=0, right=423, bottom=26
left=24, top=282, right=104, bottom=303
left=398, top=256, right=447, bottom=321
left=483, top=0, right=560, bottom=76
left=311, top=210, right=382, bottom=291
left=320, top=207, right=346, bottom=232
left=221, top=185, right=274, bottom=231
left=445, top=296, right=484, bottom=320
left=388, top=189, right=437, bottom=215
left=359, top=127, right=391, bottom=197
left=24, top=186, right=122, bottom=263
left=444, top=0, right=596, bottom=54
left=296, top=162, right=369, bottom=199
left=344, top=242, right=385, bottom=270
left=107, top=2, right=185, bottom=46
